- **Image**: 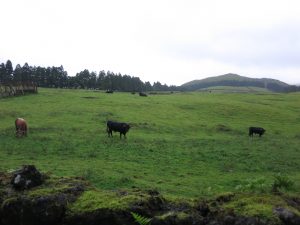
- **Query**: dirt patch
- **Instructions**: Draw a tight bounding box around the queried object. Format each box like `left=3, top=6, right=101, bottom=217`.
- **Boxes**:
left=216, top=124, right=232, bottom=132
left=81, top=96, right=98, bottom=99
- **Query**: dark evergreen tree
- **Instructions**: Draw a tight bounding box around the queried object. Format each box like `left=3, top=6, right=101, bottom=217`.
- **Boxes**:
left=34, top=66, right=47, bottom=87
left=13, top=64, right=23, bottom=83
left=21, top=63, right=32, bottom=83
left=0, top=63, right=6, bottom=83
left=145, top=81, right=152, bottom=91
left=153, top=81, right=163, bottom=91
left=75, top=69, right=91, bottom=88
left=97, top=70, right=106, bottom=89
left=88, top=72, right=97, bottom=89
left=5, top=60, right=14, bottom=83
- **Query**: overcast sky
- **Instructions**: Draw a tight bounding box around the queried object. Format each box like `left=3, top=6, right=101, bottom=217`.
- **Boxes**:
left=1, top=0, right=300, bottom=85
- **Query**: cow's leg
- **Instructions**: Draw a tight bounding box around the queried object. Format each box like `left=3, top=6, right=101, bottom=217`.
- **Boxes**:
left=16, top=129, right=20, bottom=137
left=18, top=131, right=23, bottom=138
left=16, top=127, right=23, bottom=137
left=120, top=132, right=122, bottom=139
left=15, top=124, right=19, bottom=137
left=107, top=128, right=113, bottom=137
left=24, top=125, right=27, bottom=136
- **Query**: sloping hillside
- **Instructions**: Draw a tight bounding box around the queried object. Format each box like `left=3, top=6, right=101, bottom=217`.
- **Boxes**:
left=199, top=86, right=271, bottom=93
left=181, top=73, right=290, bottom=92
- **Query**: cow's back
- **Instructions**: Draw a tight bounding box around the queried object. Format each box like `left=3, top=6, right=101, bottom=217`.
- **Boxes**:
left=15, top=118, right=26, bottom=127
left=249, top=126, right=265, bottom=136
left=107, top=121, right=130, bottom=133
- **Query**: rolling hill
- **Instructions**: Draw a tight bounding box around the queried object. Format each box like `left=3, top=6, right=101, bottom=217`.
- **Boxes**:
left=181, top=73, right=291, bottom=92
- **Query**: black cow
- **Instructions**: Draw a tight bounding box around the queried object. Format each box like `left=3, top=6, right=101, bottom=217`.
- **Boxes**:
left=139, top=92, right=147, bottom=97
left=249, top=127, right=266, bottom=137
left=106, top=90, right=114, bottom=93
left=107, top=121, right=131, bottom=139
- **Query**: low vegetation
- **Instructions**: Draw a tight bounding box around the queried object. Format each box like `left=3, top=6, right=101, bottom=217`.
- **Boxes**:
left=0, top=169, right=299, bottom=225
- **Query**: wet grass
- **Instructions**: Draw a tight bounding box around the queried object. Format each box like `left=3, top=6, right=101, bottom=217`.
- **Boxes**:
left=0, top=88, right=299, bottom=198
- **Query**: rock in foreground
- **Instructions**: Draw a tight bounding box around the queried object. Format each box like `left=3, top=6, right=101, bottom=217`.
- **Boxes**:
left=11, top=165, right=43, bottom=190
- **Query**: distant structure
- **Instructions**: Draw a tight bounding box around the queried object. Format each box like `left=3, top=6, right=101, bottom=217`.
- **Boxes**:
left=0, top=82, right=38, bottom=98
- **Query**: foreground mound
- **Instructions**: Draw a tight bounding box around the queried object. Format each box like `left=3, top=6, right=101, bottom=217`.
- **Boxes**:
left=0, top=166, right=299, bottom=225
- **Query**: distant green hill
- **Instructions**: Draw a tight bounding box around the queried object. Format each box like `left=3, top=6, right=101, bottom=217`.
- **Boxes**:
left=181, top=73, right=290, bottom=92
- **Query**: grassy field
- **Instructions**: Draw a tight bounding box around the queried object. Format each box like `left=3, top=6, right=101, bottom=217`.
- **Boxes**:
left=0, top=88, right=299, bottom=198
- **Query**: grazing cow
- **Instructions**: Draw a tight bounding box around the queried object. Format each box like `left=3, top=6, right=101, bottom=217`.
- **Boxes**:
left=139, top=92, right=147, bottom=97
left=106, top=90, right=114, bottom=93
left=15, top=118, right=27, bottom=137
left=107, top=121, right=131, bottom=139
left=249, top=127, right=265, bottom=137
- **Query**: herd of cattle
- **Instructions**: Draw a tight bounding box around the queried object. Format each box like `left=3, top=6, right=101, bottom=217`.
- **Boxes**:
left=105, top=90, right=148, bottom=97
left=15, top=118, right=266, bottom=139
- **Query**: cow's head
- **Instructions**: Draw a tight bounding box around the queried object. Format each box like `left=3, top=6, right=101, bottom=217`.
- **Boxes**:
left=123, top=123, right=130, bottom=132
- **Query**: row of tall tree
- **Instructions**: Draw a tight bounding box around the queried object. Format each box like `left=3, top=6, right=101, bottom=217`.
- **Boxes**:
left=2, top=59, right=299, bottom=92
left=0, top=60, right=177, bottom=92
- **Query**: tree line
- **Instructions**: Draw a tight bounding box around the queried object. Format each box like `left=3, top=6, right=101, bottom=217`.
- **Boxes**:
left=0, top=60, right=178, bottom=92
left=1, top=59, right=299, bottom=93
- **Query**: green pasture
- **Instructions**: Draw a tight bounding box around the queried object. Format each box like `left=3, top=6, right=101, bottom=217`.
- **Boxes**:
left=0, top=88, right=299, bottom=198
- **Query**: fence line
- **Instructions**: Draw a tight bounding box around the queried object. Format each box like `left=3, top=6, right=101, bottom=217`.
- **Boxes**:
left=0, top=82, right=38, bottom=98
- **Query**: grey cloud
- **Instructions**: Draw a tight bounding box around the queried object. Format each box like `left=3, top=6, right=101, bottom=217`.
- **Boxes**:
left=161, top=22, right=300, bottom=68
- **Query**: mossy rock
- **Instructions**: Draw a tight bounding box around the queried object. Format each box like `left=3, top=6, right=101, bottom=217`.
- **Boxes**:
left=64, top=188, right=166, bottom=225
left=222, top=193, right=300, bottom=225
left=0, top=171, right=86, bottom=225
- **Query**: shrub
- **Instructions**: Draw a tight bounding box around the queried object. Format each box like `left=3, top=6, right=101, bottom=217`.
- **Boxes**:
left=272, top=174, right=294, bottom=192
left=131, top=212, right=151, bottom=225
left=235, top=178, right=270, bottom=193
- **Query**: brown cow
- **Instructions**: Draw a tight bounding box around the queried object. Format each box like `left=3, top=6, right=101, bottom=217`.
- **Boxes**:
left=15, top=118, right=28, bottom=137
